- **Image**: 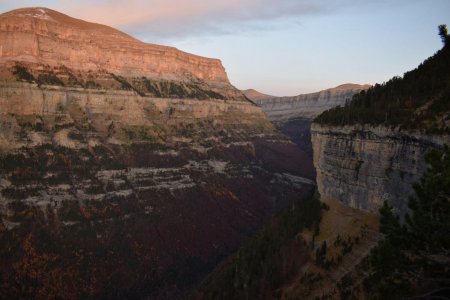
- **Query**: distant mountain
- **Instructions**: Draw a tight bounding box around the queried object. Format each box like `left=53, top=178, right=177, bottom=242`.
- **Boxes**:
left=242, top=89, right=275, bottom=101
left=253, top=84, right=371, bottom=121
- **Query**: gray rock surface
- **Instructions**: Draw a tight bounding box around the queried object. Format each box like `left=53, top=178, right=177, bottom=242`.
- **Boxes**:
left=311, top=123, right=449, bottom=215
left=253, top=84, right=370, bottom=121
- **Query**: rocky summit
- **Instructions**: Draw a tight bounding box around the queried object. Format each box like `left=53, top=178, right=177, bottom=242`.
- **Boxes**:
left=0, top=7, right=315, bottom=299
left=242, top=89, right=275, bottom=101
left=0, top=7, right=228, bottom=82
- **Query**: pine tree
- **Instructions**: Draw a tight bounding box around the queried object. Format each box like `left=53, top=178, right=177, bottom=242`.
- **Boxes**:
left=367, top=146, right=450, bottom=299
left=438, top=24, right=449, bottom=45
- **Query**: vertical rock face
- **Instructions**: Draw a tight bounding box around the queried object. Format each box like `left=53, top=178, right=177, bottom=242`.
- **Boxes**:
left=0, top=7, right=228, bottom=83
left=252, top=84, right=371, bottom=121
left=311, top=123, right=448, bottom=215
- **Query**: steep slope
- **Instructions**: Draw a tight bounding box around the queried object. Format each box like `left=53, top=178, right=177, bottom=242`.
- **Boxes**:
left=194, top=190, right=381, bottom=300
left=316, top=46, right=450, bottom=132
left=0, top=8, right=316, bottom=299
left=313, top=40, right=450, bottom=216
left=253, top=84, right=371, bottom=122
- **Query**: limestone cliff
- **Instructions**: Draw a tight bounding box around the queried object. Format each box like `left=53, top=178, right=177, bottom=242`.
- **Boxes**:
left=312, top=41, right=450, bottom=216
left=0, top=7, right=228, bottom=83
left=0, top=76, right=316, bottom=298
left=311, top=124, right=448, bottom=215
left=0, top=81, right=267, bottom=151
left=0, top=7, right=316, bottom=299
left=254, top=84, right=371, bottom=121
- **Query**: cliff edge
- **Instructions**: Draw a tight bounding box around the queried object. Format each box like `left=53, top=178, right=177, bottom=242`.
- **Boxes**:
left=313, top=41, right=450, bottom=215
left=0, top=7, right=229, bottom=83
left=253, top=84, right=371, bottom=121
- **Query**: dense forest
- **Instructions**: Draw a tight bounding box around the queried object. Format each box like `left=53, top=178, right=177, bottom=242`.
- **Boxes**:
left=315, top=26, right=450, bottom=133
left=195, top=193, right=323, bottom=299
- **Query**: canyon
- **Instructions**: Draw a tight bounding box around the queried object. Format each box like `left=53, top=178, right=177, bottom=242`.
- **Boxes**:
left=0, top=7, right=315, bottom=299
left=199, top=28, right=450, bottom=299
left=1, top=6, right=448, bottom=300
left=244, top=84, right=372, bottom=178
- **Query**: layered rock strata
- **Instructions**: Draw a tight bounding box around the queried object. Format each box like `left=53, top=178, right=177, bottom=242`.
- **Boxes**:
left=0, top=80, right=262, bottom=152
left=0, top=7, right=228, bottom=83
left=0, top=79, right=315, bottom=298
left=253, top=84, right=370, bottom=121
left=312, top=123, right=448, bottom=215
left=0, top=7, right=316, bottom=299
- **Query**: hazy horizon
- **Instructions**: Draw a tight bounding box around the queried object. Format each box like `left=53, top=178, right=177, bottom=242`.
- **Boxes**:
left=1, top=0, right=449, bottom=96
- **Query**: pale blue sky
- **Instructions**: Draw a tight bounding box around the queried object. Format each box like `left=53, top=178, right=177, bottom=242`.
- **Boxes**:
left=1, top=0, right=449, bottom=95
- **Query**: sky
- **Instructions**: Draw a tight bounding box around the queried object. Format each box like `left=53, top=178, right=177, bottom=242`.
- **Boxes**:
left=1, top=0, right=449, bottom=96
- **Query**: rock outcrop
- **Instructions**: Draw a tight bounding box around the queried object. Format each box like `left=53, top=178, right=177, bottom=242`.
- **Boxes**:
left=254, top=84, right=371, bottom=121
left=311, top=123, right=448, bottom=215
left=312, top=40, right=450, bottom=216
left=0, top=81, right=268, bottom=151
left=0, top=7, right=228, bottom=83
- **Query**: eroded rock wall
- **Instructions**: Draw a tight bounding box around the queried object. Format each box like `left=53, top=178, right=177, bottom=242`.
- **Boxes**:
left=254, top=84, right=370, bottom=121
left=0, top=80, right=316, bottom=298
left=311, top=123, right=448, bottom=215
left=0, top=8, right=228, bottom=83
left=0, top=81, right=267, bottom=151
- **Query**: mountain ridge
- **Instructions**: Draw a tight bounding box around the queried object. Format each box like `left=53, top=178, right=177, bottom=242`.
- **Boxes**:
left=242, top=89, right=275, bottom=101
left=1, top=7, right=138, bottom=41
left=274, top=83, right=372, bottom=100
left=0, top=7, right=229, bottom=83
left=313, top=35, right=450, bottom=214
left=252, top=83, right=371, bottom=121
left=315, top=43, right=450, bottom=132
